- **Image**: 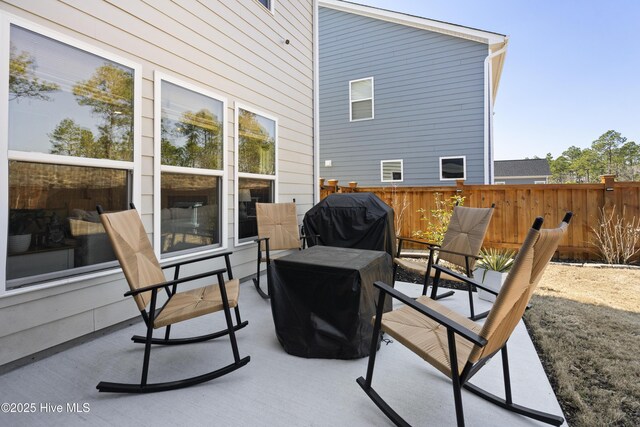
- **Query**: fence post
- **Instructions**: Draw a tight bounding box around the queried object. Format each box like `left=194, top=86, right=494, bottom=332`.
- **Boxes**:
left=455, top=179, right=465, bottom=198
left=601, top=174, right=616, bottom=213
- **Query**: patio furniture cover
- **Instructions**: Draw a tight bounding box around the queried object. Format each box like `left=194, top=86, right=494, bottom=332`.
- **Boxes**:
left=270, top=245, right=392, bottom=359
left=302, top=193, right=396, bottom=257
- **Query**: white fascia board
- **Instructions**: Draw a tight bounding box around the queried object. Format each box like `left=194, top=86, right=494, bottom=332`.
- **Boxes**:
left=319, top=0, right=507, bottom=45
left=490, top=39, right=509, bottom=100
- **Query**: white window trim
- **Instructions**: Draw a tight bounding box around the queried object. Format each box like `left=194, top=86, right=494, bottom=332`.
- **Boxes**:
left=349, top=77, right=374, bottom=122
left=380, top=159, right=403, bottom=183
left=254, top=0, right=275, bottom=14
left=0, top=12, right=142, bottom=296
left=439, top=156, right=466, bottom=181
left=153, top=72, right=228, bottom=260
left=534, top=180, right=547, bottom=184
left=495, top=181, right=506, bottom=185
left=234, top=102, right=278, bottom=247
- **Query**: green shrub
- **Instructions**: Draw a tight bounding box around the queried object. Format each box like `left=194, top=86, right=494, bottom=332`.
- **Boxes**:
left=412, top=193, right=464, bottom=244
left=476, top=248, right=516, bottom=272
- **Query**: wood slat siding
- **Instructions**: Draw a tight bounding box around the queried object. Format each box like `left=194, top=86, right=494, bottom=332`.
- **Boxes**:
left=319, top=6, right=487, bottom=187
left=321, top=178, right=640, bottom=262
left=0, top=0, right=314, bottom=366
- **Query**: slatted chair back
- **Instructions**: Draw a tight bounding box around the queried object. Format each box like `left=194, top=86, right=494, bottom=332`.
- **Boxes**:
left=256, top=202, right=301, bottom=251
left=438, top=206, right=493, bottom=271
left=100, top=209, right=164, bottom=312
left=469, top=220, right=568, bottom=363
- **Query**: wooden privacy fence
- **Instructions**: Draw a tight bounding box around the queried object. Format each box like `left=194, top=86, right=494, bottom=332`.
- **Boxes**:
left=320, top=175, right=640, bottom=261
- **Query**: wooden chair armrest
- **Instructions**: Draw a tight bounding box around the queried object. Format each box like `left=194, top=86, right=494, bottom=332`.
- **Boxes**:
left=374, top=281, right=487, bottom=347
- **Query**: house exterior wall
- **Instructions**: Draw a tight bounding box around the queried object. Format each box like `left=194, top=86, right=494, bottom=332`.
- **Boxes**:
left=495, top=177, right=549, bottom=185
left=319, top=6, right=487, bottom=186
left=0, top=0, right=315, bottom=366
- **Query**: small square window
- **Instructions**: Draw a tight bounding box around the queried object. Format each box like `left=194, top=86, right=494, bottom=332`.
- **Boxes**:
left=381, top=160, right=403, bottom=182
left=440, top=156, right=466, bottom=180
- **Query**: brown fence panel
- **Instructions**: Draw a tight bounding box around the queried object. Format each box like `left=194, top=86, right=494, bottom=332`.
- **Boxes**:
left=319, top=175, right=640, bottom=262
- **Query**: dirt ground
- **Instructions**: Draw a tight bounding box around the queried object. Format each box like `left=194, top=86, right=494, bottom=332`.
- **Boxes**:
left=538, top=264, right=640, bottom=313
left=397, top=260, right=640, bottom=313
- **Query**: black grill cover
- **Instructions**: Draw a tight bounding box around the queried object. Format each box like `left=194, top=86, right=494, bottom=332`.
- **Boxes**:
left=303, top=193, right=396, bottom=256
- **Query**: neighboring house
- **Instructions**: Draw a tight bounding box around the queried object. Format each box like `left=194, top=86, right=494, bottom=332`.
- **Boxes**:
left=494, top=159, right=552, bottom=184
left=318, top=0, right=508, bottom=186
left=0, top=0, right=316, bottom=367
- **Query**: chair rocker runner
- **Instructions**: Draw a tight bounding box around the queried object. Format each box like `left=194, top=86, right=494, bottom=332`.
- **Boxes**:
left=253, top=202, right=317, bottom=298
left=359, top=213, right=572, bottom=426
left=393, top=205, right=494, bottom=320
left=96, top=204, right=249, bottom=393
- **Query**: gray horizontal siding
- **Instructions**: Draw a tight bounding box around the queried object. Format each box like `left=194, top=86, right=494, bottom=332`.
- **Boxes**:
left=319, top=7, right=487, bottom=186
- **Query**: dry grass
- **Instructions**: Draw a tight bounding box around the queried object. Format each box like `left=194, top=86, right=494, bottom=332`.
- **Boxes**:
left=524, top=264, right=640, bottom=426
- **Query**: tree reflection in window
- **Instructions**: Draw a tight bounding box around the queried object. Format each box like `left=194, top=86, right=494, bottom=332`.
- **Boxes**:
left=160, top=81, right=223, bottom=170
left=238, top=109, right=275, bottom=175
left=8, top=25, right=134, bottom=161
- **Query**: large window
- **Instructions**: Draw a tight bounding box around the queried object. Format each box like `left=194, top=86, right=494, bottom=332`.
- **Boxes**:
left=349, top=77, right=374, bottom=121
left=156, top=76, right=226, bottom=256
left=235, top=105, right=277, bottom=244
left=3, top=20, right=140, bottom=290
left=440, top=156, right=466, bottom=181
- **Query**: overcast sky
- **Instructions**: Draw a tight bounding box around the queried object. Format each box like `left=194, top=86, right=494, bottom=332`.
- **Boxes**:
left=349, top=0, right=640, bottom=160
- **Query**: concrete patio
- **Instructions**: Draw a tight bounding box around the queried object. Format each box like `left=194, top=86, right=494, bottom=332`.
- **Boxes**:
left=0, top=277, right=565, bottom=426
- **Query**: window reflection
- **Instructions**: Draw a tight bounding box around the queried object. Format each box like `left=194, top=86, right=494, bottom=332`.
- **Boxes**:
left=238, top=109, right=275, bottom=175
left=238, top=178, right=273, bottom=241
left=161, top=81, right=223, bottom=170
left=161, top=173, right=220, bottom=254
left=6, top=161, right=129, bottom=286
left=9, top=25, right=134, bottom=161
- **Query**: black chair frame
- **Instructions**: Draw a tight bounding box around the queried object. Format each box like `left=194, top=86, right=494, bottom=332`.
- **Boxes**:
left=96, top=205, right=249, bottom=393
left=252, top=230, right=318, bottom=299
left=358, top=218, right=565, bottom=426
left=392, top=238, right=486, bottom=319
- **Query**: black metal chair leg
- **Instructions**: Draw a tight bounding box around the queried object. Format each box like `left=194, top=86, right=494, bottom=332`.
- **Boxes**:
left=447, top=329, right=465, bottom=427
left=430, top=269, right=455, bottom=300
left=357, top=289, right=412, bottom=427
left=218, top=272, right=241, bottom=363
left=467, top=286, right=475, bottom=319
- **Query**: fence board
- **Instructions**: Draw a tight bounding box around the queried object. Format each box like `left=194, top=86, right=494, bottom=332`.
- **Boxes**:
left=320, top=176, right=640, bottom=262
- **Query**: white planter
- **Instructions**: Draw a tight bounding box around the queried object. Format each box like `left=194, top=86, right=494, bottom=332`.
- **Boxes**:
left=8, top=234, right=32, bottom=254
left=474, top=268, right=508, bottom=302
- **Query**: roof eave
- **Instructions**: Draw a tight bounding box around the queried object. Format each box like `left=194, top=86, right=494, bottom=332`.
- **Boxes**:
left=319, top=0, right=507, bottom=45
left=490, top=39, right=509, bottom=101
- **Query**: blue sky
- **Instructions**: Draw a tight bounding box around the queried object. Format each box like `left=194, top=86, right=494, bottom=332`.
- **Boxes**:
left=352, top=0, right=640, bottom=160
